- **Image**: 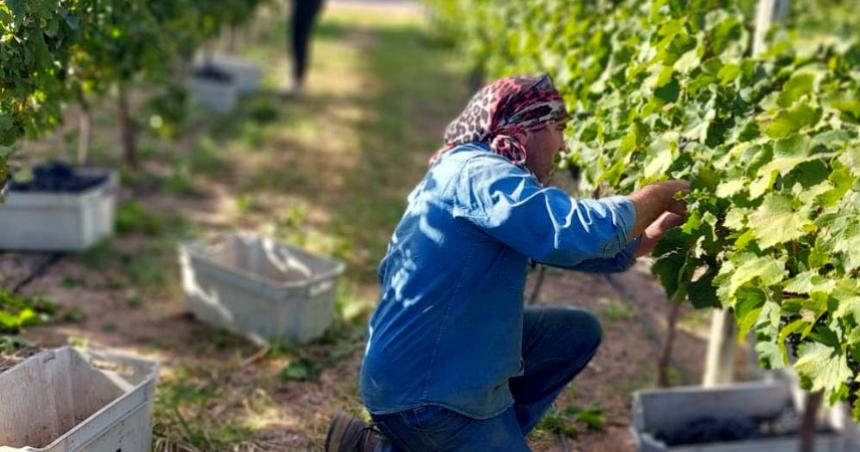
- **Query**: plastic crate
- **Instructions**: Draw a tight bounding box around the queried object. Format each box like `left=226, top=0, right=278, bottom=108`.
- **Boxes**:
left=186, top=74, right=238, bottom=114
left=0, top=347, right=158, bottom=452
left=210, top=56, right=261, bottom=94
left=179, top=232, right=345, bottom=344
left=0, top=170, right=117, bottom=251
left=631, top=381, right=850, bottom=451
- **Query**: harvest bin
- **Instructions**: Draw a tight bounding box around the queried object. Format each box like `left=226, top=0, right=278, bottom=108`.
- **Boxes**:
left=210, top=55, right=262, bottom=94
left=186, top=68, right=238, bottom=114
left=631, top=381, right=850, bottom=452
left=179, top=232, right=345, bottom=344
left=0, top=170, right=117, bottom=252
left=0, top=347, right=159, bottom=452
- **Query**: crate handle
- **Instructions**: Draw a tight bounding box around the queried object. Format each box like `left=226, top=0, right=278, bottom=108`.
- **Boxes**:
left=41, top=351, right=57, bottom=363
left=309, top=279, right=334, bottom=297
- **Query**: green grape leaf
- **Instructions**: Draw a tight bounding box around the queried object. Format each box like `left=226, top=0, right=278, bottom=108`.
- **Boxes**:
left=716, top=179, right=745, bottom=197
left=748, top=193, right=811, bottom=249
left=784, top=271, right=837, bottom=295
left=687, top=268, right=719, bottom=309
left=761, top=104, right=820, bottom=139
left=758, top=135, right=813, bottom=176
left=716, top=253, right=787, bottom=300
left=794, top=342, right=851, bottom=395
left=777, top=72, right=816, bottom=107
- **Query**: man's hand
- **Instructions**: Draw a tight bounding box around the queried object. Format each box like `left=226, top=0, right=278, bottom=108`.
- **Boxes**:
left=635, top=211, right=686, bottom=257
left=628, top=180, right=690, bottom=240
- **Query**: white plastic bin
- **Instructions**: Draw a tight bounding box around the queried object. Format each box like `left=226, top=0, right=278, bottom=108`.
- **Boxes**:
left=179, top=232, right=346, bottom=344
left=0, top=170, right=117, bottom=251
left=632, top=381, right=849, bottom=451
left=210, top=56, right=261, bottom=94
left=186, top=72, right=238, bottom=114
left=0, top=347, right=159, bottom=452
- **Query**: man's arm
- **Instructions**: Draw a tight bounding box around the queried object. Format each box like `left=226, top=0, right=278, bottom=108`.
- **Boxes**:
left=455, top=157, right=692, bottom=266
left=634, top=211, right=686, bottom=257
left=627, top=180, right=690, bottom=241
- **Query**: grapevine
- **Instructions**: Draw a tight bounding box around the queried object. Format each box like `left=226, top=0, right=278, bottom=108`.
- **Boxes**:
left=427, top=0, right=860, bottom=416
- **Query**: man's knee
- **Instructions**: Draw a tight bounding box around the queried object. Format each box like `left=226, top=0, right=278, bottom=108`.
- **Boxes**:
left=549, top=306, right=601, bottom=341
left=578, top=309, right=603, bottom=349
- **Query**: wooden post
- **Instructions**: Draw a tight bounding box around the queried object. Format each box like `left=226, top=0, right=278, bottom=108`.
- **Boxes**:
left=702, top=0, right=790, bottom=388
left=702, top=309, right=737, bottom=386
left=753, top=0, right=790, bottom=56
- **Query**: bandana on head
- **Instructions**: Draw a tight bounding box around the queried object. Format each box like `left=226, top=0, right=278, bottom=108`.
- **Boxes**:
left=431, top=74, right=568, bottom=167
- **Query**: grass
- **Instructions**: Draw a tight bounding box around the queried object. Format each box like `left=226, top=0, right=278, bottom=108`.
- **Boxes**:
left=153, top=365, right=257, bottom=451
left=600, top=298, right=636, bottom=322
left=532, top=402, right=605, bottom=441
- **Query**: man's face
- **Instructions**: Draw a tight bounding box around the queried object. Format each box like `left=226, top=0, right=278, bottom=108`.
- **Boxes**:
left=524, top=122, right=566, bottom=184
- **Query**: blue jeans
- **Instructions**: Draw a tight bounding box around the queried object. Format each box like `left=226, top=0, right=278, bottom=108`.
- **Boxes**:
left=370, top=306, right=603, bottom=451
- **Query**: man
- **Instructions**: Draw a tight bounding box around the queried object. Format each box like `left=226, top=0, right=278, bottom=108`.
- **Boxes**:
left=326, top=75, right=688, bottom=451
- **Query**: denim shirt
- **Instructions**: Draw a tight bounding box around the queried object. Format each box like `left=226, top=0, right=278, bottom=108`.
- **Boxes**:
left=359, top=142, right=639, bottom=419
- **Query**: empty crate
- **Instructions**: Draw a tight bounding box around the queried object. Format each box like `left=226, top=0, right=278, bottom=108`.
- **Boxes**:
left=179, top=232, right=345, bottom=344
left=0, top=347, right=159, bottom=452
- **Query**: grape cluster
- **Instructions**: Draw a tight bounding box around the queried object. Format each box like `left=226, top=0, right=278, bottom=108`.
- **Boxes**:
left=10, top=161, right=107, bottom=193
left=192, top=65, right=234, bottom=84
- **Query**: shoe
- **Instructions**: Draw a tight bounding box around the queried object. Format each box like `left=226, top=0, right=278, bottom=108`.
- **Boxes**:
left=325, top=411, right=380, bottom=452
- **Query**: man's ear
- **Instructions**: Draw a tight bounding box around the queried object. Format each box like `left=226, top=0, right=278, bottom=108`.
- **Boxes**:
left=512, top=130, right=529, bottom=145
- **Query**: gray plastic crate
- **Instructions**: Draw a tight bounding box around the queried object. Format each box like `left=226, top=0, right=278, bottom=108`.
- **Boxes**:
left=0, top=347, right=158, bottom=452
left=179, top=232, right=346, bottom=344
left=186, top=74, right=238, bottom=114
left=632, top=381, right=850, bottom=451
left=210, top=56, right=261, bottom=94
left=0, top=170, right=117, bottom=251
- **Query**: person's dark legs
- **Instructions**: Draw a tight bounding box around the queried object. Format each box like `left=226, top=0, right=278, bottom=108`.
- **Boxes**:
left=509, top=305, right=603, bottom=434
left=371, top=406, right=529, bottom=452
left=291, top=0, right=325, bottom=89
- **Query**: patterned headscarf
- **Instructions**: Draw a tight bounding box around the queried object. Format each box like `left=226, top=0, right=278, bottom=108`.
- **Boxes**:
left=431, top=74, right=568, bottom=167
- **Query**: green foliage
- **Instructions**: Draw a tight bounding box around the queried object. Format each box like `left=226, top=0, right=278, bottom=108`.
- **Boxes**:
left=534, top=402, right=605, bottom=440
left=116, top=200, right=164, bottom=236
left=0, top=145, right=11, bottom=190
left=0, top=335, right=35, bottom=354
left=0, top=1, right=78, bottom=146
left=0, top=290, right=57, bottom=334
left=0, top=0, right=269, bottom=154
left=601, top=299, right=636, bottom=321
left=429, top=0, right=860, bottom=415
left=279, top=357, right=322, bottom=382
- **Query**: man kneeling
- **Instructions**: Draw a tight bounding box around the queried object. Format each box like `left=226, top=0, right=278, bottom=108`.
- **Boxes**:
left=327, top=75, right=688, bottom=452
